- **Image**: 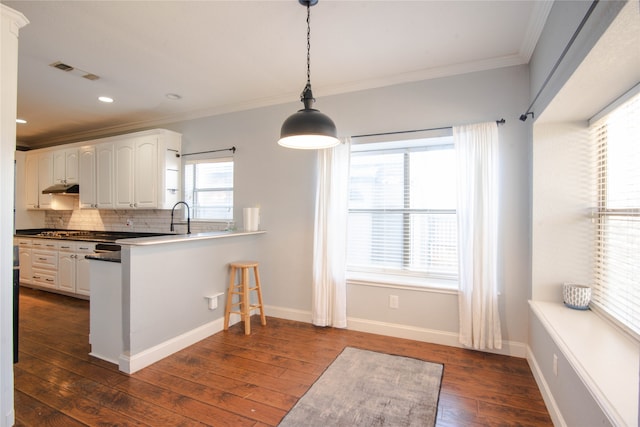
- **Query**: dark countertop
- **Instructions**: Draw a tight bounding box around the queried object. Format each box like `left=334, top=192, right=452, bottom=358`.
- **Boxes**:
left=85, top=252, right=121, bottom=263
left=15, top=229, right=174, bottom=243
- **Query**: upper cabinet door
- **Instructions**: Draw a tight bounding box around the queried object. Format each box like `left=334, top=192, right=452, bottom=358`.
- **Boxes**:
left=96, top=142, right=115, bottom=209
left=25, top=153, right=40, bottom=209
left=79, top=146, right=96, bottom=209
left=53, top=148, right=79, bottom=184
left=134, top=135, right=158, bottom=209
left=65, top=149, right=79, bottom=184
left=38, top=151, right=54, bottom=209
left=114, top=140, right=135, bottom=209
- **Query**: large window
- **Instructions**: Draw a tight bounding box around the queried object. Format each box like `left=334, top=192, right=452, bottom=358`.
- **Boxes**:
left=184, top=158, right=234, bottom=220
left=592, top=90, right=640, bottom=339
left=347, top=132, right=458, bottom=288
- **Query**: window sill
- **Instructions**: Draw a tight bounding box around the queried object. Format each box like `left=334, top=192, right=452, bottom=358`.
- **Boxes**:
left=529, top=300, right=639, bottom=426
left=346, top=272, right=458, bottom=294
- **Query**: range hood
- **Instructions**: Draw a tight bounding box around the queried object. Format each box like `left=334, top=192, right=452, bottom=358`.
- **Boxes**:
left=42, top=183, right=79, bottom=195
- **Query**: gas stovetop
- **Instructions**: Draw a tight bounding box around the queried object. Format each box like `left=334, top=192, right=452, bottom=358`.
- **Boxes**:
left=16, top=229, right=173, bottom=243
left=36, top=230, right=93, bottom=238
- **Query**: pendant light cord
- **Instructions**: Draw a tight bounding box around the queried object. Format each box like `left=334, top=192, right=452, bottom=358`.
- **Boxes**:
left=306, top=2, right=311, bottom=87
left=301, top=1, right=315, bottom=108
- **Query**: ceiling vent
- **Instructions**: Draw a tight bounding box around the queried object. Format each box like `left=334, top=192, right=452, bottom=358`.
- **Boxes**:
left=50, top=61, right=74, bottom=72
left=49, top=61, right=100, bottom=81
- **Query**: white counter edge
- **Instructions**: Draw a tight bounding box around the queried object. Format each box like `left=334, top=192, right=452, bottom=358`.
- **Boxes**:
left=116, top=230, right=266, bottom=246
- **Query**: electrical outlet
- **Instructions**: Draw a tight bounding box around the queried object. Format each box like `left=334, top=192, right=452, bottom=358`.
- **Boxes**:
left=553, top=353, right=558, bottom=376
left=389, top=295, right=399, bottom=309
left=126, top=218, right=133, bottom=227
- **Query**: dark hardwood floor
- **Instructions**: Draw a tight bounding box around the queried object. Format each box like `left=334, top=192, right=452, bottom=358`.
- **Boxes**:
left=14, top=287, right=552, bottom=426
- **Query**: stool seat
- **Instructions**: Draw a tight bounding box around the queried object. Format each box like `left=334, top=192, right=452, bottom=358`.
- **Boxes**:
left=224, top=261, right=266, bottom=335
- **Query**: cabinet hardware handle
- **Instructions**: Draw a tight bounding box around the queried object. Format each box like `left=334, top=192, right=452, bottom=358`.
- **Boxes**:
left=38, top=257, right=47, bottom=261
left=46, top=279, right=54, bottom=282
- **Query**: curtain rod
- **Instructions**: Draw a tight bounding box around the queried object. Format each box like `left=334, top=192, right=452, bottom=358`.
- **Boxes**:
left=182, top=146, right=236, bottom=157
left=352, top=118, right=506, bottom=139
left=520, top=0, right=599, bottom=121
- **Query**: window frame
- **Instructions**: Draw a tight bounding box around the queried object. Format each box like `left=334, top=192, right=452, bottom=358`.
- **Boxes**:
left=590, top=88, right=640, bottom=341
left=346, top=131, right=459, bottom=291
left=183, top=156, right=234, bottom=222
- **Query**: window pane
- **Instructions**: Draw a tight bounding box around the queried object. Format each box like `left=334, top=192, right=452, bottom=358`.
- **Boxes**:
left=410, top=149, right=456, bottom=209
left=195, top=162, right=234, bottom=189
left=185, top=158, right=234, bottom=220
left=347, top=136, right=458, bottom=285
left=350, top=152, right=404, bottom=210
left=592, top=91, right=640, bottom=339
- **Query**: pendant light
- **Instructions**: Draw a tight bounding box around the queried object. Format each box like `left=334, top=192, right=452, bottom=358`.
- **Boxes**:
left=278, top=0, right=340, bottom=150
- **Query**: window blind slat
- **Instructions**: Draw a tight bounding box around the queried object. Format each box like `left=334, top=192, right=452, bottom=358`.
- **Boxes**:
left=347, top=133, right=458, bottom=285
left=591, top=92, right=640, bottom=339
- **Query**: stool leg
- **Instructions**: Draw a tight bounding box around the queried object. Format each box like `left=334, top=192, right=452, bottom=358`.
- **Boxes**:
left=242, top=267, right=251, bottom=335
left=224, top=266, right=236, bottom=330
left=254, top=265, right=266, bottom=326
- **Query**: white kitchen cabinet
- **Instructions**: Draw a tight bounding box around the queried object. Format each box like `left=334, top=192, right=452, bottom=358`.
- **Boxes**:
left=75, top=242, right=96, bottom=296
left=115, top=135, right=158, bottom=209
left=134, top=135, right=159, bottom=208
left=79, top=145, right=97, bottom=208
left=58, top=241, right=96, bottom=295
left=113, top=130, right=180, bottom=209
left=58, top=243, right=76, bottom=292
left=20, top=129, right=181, bottom=211
left=96, top=142, right=115, bottom=209
left=25, top=151, right=54, bottom=209
left=114, top=139, right=135, bottom=209
left=37, top=151, right=54, bottom=209
left=16, top=238, right=33, bottom=285
left=31, top=240, right=58, bottom=289
left=24, top=153, right=39, bottom=209
left=53, top=147, right=79, bottom=185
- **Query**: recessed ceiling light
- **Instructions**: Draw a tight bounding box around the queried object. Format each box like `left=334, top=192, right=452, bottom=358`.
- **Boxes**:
left=16, top=118, right=27, bottom=124
left=98, top=96, right=114, bottom=103
left=166, top=93, right=182, bottom=100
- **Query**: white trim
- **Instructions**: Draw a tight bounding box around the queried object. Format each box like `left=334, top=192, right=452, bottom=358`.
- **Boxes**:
left=527, top=345, right=567, bottom=427
left=119, top=317, right=227, bottom=374
left=529, top=301, right=639, bottom=426
left=264, top=305, right=527, bottom=358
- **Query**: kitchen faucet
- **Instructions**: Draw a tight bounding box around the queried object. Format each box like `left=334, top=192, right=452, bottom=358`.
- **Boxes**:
left=170, top=201, right=191, bottom=234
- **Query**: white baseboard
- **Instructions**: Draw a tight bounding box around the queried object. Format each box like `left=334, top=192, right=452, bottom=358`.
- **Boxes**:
left=119, top=317, right=226, bottom=374
left=116, top=305, right=528, bottom=375
left=527, top=345, right=566, bottom=427
left=265, top=305, right=527, bottom=358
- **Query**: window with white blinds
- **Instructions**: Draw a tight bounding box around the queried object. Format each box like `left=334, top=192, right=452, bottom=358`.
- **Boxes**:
left=184, top=157, right=234, bottom=220
left=347, top=132, right=458, bottom=288
left=591, top=90, right=640, bottom=339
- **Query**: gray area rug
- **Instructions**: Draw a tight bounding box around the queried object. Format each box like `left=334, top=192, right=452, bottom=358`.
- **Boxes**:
left=278, top=347, right=443, bottom=427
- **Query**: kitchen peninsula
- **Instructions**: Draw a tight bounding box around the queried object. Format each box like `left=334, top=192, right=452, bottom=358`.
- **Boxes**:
left=90, top=230, right=266, bottom=374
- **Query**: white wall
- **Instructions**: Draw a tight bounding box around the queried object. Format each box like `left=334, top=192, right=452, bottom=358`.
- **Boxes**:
left=155, top=64, right=532, bottom=353
left=531, top=121, right=594, bottom=302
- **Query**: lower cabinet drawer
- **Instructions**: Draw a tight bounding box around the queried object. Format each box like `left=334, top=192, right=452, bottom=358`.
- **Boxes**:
left=32, top=269, right=57, bottom=289
left=32, top=250, right=57, bottom=269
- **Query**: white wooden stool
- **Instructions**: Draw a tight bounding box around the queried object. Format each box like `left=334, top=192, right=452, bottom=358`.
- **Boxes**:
left=223, top=261, right=266, bottom=335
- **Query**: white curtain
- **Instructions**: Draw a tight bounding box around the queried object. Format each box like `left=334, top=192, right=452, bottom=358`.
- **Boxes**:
left=454, top=122, right=502, bottom=350
left=312, top=139, right=350, bottom=328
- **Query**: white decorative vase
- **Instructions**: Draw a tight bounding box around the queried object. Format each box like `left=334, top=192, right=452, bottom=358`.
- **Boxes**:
left=563, top=283, right=591, bottom=310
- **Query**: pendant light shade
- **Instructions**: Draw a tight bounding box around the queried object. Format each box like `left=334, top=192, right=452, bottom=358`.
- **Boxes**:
left=278, top=0, right=339, bottom=150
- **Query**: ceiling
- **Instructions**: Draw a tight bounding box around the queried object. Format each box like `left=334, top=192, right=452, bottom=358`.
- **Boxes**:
left=4, top=0, right=553, bottom=149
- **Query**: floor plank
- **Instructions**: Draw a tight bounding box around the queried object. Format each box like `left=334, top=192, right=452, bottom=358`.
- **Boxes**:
left=14, top=287, right=553, bottom=426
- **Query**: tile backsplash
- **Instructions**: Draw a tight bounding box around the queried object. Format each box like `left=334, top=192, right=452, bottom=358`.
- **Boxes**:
left=44, top=209, right=227, bottom=234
